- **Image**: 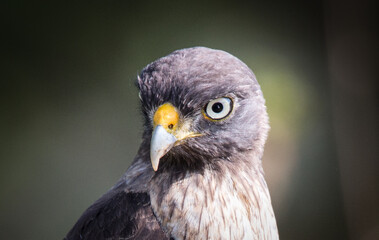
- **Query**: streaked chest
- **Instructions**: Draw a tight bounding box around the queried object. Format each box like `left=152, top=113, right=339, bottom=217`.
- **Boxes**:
left=149, top=170, right=278, bottom=240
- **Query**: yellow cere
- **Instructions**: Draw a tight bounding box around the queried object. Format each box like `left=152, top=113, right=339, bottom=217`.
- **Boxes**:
left=153, top=103, right=179, bottom=133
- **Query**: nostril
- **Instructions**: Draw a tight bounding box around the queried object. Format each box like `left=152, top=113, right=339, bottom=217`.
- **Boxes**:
left=168, top=124, right=174, bottom=129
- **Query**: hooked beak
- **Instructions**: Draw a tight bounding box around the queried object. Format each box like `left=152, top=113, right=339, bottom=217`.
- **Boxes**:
left=150, top=125, right=177, bottom=171
left=150, top=103, right=201, bottom=171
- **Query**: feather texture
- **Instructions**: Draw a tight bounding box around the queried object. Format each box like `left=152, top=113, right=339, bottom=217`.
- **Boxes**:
left=65, top=189, right=167, bottom=240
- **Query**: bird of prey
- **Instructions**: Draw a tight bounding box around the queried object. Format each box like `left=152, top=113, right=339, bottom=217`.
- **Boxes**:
left=65, top=47, right=279, bottom=240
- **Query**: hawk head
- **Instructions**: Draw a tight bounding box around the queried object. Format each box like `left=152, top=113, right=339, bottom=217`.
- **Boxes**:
left=137, top=47, right=269, bottom=174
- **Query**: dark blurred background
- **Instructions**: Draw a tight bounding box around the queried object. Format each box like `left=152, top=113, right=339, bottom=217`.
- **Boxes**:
left=1, top=0, right=378, bottom=239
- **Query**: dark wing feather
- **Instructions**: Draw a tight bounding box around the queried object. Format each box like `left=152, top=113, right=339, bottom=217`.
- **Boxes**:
left=65, top=190, right=167, bottom=240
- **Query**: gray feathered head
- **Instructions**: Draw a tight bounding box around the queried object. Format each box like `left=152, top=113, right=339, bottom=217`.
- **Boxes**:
left=137, top=47, right=269, bottom=173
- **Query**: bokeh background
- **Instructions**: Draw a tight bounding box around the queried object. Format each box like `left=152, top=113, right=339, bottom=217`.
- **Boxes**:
left=2, top=0, right=378, bottom=239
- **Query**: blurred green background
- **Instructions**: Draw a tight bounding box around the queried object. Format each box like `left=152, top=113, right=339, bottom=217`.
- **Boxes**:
left=2, top=1, right=378, bottom=239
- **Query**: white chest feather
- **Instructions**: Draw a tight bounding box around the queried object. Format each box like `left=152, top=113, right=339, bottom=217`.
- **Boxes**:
left=150, top=169, right=279, bottom=240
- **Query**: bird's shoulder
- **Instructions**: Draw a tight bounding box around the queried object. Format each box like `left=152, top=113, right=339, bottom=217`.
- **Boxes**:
left=64, top=188, right=168, bottom=240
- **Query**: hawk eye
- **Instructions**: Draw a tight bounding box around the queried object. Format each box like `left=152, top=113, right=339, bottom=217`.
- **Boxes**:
left=204, top=97, right=233, bottom=120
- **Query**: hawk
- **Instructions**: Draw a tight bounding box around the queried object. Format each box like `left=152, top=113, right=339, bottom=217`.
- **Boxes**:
left=65, top=47, right=279, bottom=240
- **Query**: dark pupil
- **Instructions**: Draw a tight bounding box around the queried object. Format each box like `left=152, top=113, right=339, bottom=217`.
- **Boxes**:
left=212, top=102, right=223, bottom=113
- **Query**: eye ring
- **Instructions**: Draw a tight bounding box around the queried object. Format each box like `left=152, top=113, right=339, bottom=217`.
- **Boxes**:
left=203, top=97, right=233, bottom=121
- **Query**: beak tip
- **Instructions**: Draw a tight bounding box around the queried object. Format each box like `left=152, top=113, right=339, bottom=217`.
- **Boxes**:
left=150, top=152, right=160, bottom=172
